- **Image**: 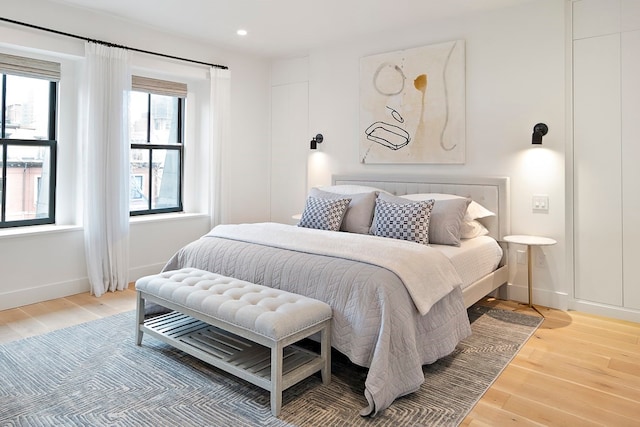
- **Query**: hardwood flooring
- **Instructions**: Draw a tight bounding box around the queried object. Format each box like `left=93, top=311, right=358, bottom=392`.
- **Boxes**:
left=1, top=290, right=639, bottom=426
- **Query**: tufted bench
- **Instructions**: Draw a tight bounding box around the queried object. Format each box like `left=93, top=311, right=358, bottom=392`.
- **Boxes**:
left=134, top=268, right=332, bottom=417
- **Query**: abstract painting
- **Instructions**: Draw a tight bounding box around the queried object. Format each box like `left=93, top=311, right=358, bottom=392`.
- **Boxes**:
left=359, top=40, right=465, bottom=164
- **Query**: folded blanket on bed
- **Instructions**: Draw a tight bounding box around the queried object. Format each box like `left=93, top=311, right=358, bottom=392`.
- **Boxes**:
left=208, top=222, right=463, bottom=316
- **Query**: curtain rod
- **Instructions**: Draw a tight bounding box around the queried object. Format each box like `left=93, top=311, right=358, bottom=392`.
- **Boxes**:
left=0, top=16, right=228, bottom=70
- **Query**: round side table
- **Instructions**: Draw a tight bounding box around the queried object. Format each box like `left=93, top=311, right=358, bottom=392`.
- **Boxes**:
left=503, top=235, right=557, bottom=316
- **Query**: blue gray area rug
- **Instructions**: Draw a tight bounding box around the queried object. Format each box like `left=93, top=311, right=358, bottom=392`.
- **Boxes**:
left=0, top=305, right=541, bottom=427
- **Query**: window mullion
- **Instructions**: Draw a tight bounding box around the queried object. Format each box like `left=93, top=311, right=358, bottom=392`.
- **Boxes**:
left=48, top=140, right=56, bottom=224
left=147, top=148, right=153, bottom=211
left=146, top=94, right=151, bottom=143
left=1, top=142, right=6, bottom=223
left=1, top=76, right=5, bottom=223
left=1, top=75, right=6, bottom=138
left=147, top=94, right=152, bottom=211
left=48, top=82, right=57, bottom=140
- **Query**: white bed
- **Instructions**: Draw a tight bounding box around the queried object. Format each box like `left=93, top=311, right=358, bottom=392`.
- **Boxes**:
left=162, top=173, right=510, bottom=415
left=433, top=235, right=504, bottom=290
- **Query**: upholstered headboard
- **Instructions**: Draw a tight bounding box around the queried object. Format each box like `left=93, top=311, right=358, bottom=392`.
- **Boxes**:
left=332, top=174, right=510, bottom=240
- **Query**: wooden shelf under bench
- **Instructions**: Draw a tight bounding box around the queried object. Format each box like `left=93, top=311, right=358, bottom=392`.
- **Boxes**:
left=140, top=311, right=327, bottom=394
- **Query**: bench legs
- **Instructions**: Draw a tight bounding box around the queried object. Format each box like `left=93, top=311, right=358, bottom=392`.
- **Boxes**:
left=269, top=321, right=331, bottom=417
left=135, top=292, right=145, bottom=346
left=321, top=322, right=331, bottom=385
left=270, top=342, right=284, bottom=416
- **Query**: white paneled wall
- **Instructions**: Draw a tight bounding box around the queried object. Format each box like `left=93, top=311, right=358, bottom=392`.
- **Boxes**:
left=573, top=34, right=622, bottom=306
left=270, top=57, right=310, bottom=224
left=621, top=30, right=640, bottom=311
left=572, top=0, right=640, bottom=318
left=270, top=81, right=309, bottom=223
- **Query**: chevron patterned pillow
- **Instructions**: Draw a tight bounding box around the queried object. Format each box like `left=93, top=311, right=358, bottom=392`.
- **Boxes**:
left=297, top=196, right=352, bottom=231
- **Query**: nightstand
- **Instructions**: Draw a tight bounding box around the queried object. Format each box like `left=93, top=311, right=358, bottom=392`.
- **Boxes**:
left=503, top=235, right=557, bottom=316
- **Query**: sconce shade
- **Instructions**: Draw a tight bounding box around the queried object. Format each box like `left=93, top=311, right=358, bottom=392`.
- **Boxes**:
left=532, top=123, right=548, bottom=145
left=310, top=133, right=324, bottom=149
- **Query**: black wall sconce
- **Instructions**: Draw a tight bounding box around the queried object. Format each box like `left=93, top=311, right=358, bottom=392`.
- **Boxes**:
left=532, top=123, right=548, bottom=145
left=310, top=133, right=323, bottom=150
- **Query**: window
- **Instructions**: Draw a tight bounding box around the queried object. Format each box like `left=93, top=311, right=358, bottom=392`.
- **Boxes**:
left=129, top=76, right=185, bottom=215
left=0, top=54, right=59, bottom=228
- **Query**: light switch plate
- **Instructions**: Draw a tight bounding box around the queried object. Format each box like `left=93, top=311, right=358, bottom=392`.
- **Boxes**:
left=532, top=194, right=549, bottom=213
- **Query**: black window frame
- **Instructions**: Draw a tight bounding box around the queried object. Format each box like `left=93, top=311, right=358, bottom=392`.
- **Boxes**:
left=0, top=76, right=57, bottom=228
left=129, top=92, right=184, bottom=216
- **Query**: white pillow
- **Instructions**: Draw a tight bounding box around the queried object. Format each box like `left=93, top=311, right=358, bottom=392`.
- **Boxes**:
left=466, top=201, right=495, bottom=220
left=401, top=193, right=496, bottom=220
left=460, top=219, right=489, bottom=239
left=318, top=184, right=388, bottom=195
left=402, top=193, right=461, bottom=202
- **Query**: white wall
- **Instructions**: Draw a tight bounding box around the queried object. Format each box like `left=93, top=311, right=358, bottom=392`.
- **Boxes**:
left=0, top=0, right=271, bottom=309
left=273, top=0, right=567, bottom=309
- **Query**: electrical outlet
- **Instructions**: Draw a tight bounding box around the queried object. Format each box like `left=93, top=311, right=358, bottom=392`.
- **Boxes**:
left=536, top=251, right=547, bottom=268
left=532, top=194, right=549, bottom=213
left=517, top=250, right=526, bottom=265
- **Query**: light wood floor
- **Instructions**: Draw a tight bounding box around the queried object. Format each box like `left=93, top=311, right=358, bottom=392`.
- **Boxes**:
left=1, top=289, right=639, bottom=426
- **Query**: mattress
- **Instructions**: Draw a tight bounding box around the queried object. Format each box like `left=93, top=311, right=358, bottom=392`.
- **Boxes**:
left=432, top=236, right=503, bottom=289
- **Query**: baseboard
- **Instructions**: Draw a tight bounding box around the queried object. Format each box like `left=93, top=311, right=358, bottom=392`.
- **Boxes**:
left=502, top=282, right=569, bottom=311
left=569, top=299, right=640, bottom=323
left=0, top=278, right=90, bottom=311
left=1, top=263, right=167, bottom=311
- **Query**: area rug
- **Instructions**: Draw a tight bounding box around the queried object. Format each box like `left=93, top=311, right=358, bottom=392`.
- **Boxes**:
left=0, top=305, right=541, bottom=427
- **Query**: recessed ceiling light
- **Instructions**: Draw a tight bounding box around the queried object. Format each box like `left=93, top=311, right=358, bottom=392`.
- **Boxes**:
left=237, top=29, right=248, bottom=36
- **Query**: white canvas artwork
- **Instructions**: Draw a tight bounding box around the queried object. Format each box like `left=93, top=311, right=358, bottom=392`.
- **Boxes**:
left=359, top=40, right=466, bottom=164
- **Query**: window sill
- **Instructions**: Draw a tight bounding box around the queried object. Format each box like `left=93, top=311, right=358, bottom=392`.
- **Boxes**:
left=129, top=212, right=209, bottom=224
left=0, top=224, right=82, bottom=240
left=0, top=213, right=209, bottom=240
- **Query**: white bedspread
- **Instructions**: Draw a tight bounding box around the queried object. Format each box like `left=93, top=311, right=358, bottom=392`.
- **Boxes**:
left=209, top=222, right=463, bottom=316
left=433, top=236, right=503, bottom=289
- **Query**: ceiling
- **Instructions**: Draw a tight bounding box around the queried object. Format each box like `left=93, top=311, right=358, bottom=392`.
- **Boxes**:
left=51, top=0, right=535, bottom=58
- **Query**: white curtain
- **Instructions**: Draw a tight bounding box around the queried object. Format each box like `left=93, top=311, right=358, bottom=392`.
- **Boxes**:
left=209, top=67, right=231, bottom=227
left=79, top=42, right=131, bottom=297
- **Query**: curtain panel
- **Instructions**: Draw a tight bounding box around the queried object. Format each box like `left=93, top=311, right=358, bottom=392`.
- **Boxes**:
left=209, top=67, right=231, bottom=226
left=79, top=42, right=131, bottom=297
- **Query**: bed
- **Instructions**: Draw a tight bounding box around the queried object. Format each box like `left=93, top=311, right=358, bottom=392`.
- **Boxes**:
left=161, top=174, right=510, bottom=416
